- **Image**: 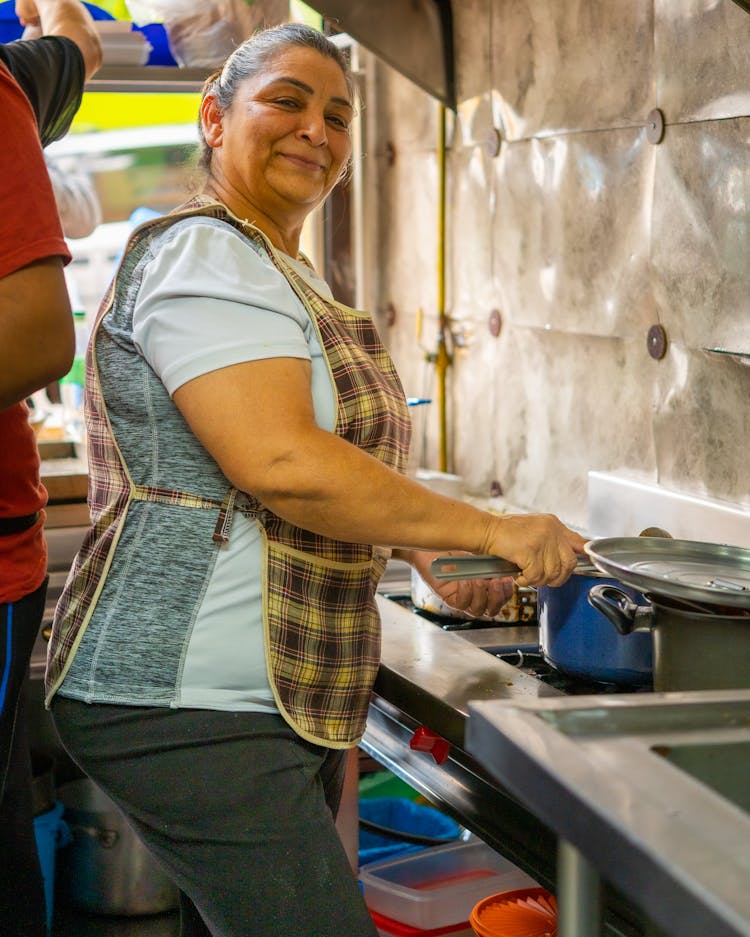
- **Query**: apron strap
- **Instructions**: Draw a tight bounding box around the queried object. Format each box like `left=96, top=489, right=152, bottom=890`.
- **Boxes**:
left=131, top=484, right=260, bottom=544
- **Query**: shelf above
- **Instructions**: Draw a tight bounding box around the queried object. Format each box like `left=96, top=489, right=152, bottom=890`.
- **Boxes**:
left=86, top=65, right=213, bottom=93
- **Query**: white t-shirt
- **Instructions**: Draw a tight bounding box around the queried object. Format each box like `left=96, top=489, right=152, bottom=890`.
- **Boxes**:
left=132, top=218, right=336, bottom=711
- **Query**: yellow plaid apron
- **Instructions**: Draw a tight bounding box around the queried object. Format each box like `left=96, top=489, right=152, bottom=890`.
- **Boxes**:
left=46, top=199, right=411, bottom=747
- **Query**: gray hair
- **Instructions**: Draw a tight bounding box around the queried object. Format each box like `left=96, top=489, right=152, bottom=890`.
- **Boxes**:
left=196, top=23, right=353, bottom=175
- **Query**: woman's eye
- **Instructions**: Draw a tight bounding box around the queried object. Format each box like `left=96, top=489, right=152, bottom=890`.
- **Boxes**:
left=276, top=97, right=300, bottom=108
left=327, top=114, right=350, bottom=129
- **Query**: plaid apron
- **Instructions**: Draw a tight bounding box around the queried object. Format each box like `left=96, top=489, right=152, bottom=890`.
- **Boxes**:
left=46, top=198, right=411, bottom=747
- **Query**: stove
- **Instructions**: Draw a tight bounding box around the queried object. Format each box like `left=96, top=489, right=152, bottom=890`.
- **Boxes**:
left=366, top=591, right=652, bottom=936
left=381, top=591, right=653, bottom=696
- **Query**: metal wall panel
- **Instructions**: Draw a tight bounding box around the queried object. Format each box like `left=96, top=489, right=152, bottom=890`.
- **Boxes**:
left=656, top=0, right=750, bottom=122
left=651, top=118, right=750, bottom=350
left=488, top=0, right=653, bottom=140
left=372, top=0, right=750, bottom=527
left=491, top=130, right=655, bottom=335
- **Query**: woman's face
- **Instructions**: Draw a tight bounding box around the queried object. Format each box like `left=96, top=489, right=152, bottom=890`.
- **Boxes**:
left=204, top=46, right=353, bottom=224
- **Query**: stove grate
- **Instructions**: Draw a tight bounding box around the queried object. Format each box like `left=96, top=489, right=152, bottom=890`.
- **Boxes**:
left=487, top=648, right=653, bottom=695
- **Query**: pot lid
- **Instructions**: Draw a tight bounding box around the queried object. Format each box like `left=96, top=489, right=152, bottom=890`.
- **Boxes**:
left=585, top=537, right=750, bottom=608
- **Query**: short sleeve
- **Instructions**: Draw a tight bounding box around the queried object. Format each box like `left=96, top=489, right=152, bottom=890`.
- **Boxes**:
left=132, top=220, right=315, bottom=396
left=0, top=63, right=68, bottom=279
left=0, top=37, right=84, bottom=146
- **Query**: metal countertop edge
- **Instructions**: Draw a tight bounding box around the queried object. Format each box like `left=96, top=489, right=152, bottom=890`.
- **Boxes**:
left=465, top=698, right=750, bottom=937
left=372, top=594, right=560, bottom=748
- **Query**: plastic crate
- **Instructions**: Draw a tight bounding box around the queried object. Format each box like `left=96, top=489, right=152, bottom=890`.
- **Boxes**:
left=359, top=769, right=420, bottom=802
left=371, top=908, right=473, bottom=936
left=360, top=838, right=538, bottom=931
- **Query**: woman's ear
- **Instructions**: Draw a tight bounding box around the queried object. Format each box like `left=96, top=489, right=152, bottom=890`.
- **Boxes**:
left=201, top=94, right=224, bottom=148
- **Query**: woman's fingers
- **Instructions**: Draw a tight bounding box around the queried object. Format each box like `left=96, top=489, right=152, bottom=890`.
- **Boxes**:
left=489, top=514, right=587, bottom=588
left=440, top=576, right=514, bottom=618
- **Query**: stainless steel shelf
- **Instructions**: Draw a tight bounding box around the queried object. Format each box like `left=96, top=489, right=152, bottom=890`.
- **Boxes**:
left=86, top=65, right=213, bottom=93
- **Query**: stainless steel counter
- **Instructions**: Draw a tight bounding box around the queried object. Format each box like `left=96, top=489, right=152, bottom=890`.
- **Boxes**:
left=365, top=588, right=750, bottom=937
left=364, top=594, right=647, bottom=937
left=466, top=691, right=750, bottom=937
left=371, top=593, right=559, bottom=745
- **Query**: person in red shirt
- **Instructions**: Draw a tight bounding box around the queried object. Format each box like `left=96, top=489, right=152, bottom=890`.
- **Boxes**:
left=0, top=2, right=100, bottom=933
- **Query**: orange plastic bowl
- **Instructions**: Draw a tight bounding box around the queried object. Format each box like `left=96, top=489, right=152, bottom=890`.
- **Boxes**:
left=469, top=887, right=557, bottom=937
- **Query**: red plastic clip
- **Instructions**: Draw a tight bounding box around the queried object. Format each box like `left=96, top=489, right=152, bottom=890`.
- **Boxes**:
left=409, top=726, right=451, bottom=764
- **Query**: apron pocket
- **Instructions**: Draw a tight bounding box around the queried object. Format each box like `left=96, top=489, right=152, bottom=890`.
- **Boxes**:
left=263, top=540, right=381, bottom=745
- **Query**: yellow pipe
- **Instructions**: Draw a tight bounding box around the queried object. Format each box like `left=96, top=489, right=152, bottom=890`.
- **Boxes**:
left=435, top=104, right=451, bottom=473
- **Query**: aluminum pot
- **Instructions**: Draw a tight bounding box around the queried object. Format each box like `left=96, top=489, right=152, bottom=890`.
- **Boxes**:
left=588, top=585, right=750, bottom=691
left=57, top=778, right=179, bottom=916
left=538, top=570, right=653, bottom=687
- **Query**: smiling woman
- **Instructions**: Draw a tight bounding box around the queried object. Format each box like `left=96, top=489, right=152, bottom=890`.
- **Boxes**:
left=45, top=20, right=585, bottom=937
left=196, top=32, right=354, bottom=255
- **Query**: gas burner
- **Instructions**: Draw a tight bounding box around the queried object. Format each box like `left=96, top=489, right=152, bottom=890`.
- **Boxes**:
left=488, top=648, right=654, bottom=695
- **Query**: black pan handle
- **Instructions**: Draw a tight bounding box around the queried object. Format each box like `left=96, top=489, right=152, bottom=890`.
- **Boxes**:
left=588, top=584, right=645, bottom=635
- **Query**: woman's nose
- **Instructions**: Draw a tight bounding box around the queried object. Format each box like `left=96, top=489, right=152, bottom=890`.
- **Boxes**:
left=298, top=110, right=327, bottom=147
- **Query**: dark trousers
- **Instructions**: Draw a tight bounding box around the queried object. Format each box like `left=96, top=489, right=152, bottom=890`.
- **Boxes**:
left=0, top=581, right=48, bottom=937
left=52, top=699, right=378, bottom=937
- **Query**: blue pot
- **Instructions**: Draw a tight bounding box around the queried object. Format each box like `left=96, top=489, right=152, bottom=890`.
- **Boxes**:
left=538, top=570, right=653, bottom=687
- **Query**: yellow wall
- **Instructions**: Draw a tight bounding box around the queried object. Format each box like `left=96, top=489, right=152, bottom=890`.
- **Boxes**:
left=72, top=92, right=199, bottom=132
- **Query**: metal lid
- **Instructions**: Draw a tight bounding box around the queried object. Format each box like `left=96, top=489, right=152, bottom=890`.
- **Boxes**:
left=585, top=537, right=750, bottom=608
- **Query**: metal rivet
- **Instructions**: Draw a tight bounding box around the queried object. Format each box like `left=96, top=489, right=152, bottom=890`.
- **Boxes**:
left=647, top=324, right=668, bottom=360
left=646, top=108, right=665, bottom=145
left=488, top=308, right=502, bottom=337
left=485, top=127, right=502, bottom=158
left=490, top=480, right=503, bottom=497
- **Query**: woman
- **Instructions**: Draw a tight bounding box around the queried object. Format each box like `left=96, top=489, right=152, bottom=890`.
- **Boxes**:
left=46, top=23, right=585, bottom=937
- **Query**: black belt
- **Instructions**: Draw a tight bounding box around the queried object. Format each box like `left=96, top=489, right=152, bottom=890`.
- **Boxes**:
left=0, top=512, right=40, bottom=537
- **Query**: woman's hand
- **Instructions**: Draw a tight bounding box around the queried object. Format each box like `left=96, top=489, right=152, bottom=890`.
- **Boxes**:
left=480, top=514, right=587, bottom=588
left=405, top=549, right=515, bottom=619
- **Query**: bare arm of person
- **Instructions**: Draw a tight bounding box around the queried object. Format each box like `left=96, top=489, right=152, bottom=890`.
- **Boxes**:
left=0, top=256, right=73, bottom=409
left=16, top=0, right=102, bottom=79
left=172, top=356, right=586, bottom=587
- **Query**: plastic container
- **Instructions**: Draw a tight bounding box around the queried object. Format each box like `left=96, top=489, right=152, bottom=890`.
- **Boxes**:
left=359, top=769, right=420, bottom=803
left=34, top=802, right=71, bottom=936
left=137, top=22, right=177, bottom=65
left=359, top=797, right=461, bottom=868
left=469, top=887, right=557, bottom=937
left=360, top=839, right=539, bottom=931
left=371, top=908, right=474, bottom=936
left=60, top=285, right=88, bottom=442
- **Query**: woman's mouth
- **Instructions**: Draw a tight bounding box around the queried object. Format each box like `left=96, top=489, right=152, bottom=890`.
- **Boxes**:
left=281, top=153, right=325, bottom=172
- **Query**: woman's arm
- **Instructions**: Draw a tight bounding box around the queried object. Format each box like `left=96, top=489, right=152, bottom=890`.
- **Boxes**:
left=172, top=355, right=585, bottom=587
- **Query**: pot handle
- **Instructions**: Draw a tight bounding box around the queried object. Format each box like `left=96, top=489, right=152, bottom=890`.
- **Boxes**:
left=588, top=584, right=652, bottom=635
